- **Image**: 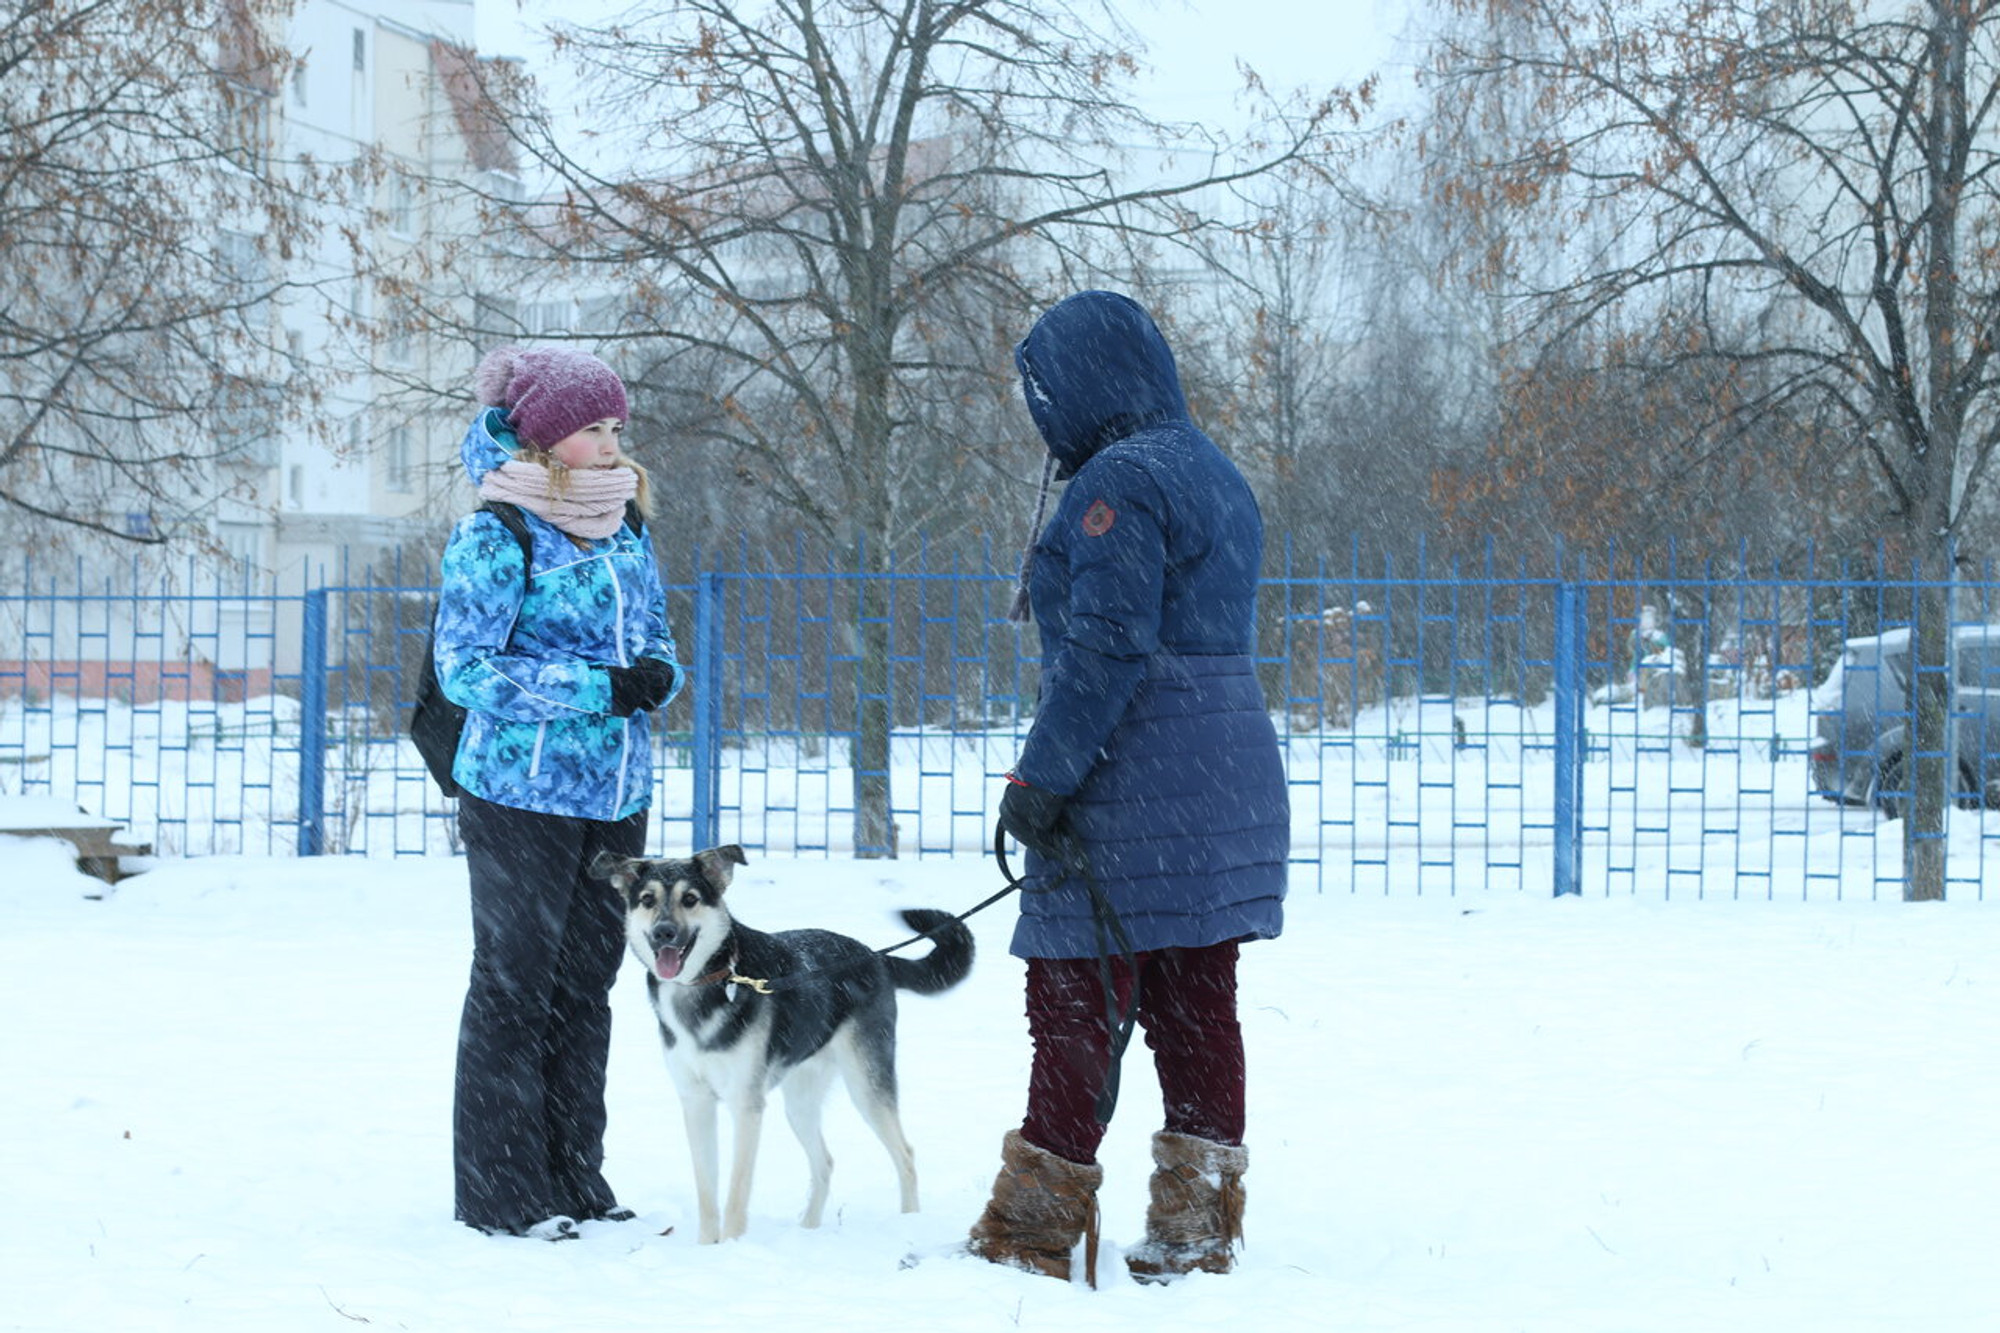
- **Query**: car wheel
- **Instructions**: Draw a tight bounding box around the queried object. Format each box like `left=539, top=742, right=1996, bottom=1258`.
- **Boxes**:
left=1870, top=755, right=1908, bottom=820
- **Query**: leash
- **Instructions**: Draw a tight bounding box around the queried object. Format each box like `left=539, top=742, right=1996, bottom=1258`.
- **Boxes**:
left=706, top=828, right=1028, bottom=996
left=1064, top=838, right=1142, bottom=1126
left=709, top=823, right=1141, bottom=1127
left=996, top=825, right=1142, bottom=1127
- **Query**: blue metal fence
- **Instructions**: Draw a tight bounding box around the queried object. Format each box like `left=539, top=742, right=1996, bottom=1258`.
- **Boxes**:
left=3, top=544, right=1996, bottom=899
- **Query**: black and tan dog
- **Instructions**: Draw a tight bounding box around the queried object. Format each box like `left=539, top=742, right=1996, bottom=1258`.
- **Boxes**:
left=589, top=845, right=974, bottom=1244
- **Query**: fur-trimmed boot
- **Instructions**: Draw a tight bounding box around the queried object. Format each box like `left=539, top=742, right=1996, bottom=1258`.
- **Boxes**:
left=966, top=1129, right=1105, bottom=1286
left=1124, top=1131, right=1247, bottom=1282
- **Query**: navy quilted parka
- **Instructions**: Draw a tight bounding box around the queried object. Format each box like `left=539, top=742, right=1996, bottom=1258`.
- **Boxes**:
left=1009, top=290, right=1289, bottom=959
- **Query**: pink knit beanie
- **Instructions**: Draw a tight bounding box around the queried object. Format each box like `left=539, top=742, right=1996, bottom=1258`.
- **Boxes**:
left=474, top=346, right=629, bottom=450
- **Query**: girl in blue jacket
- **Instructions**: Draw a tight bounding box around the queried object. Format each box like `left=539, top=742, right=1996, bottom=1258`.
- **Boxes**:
left=440, top=346, right=682, bottom=1241
left=967, top=292, right=1289, bottom=1285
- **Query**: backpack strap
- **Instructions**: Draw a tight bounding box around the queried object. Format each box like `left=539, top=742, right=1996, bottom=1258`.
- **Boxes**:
left=477, top=501, right=537, bottom=594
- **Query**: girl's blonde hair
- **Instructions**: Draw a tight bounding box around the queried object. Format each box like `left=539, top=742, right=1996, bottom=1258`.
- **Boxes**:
left=516, top=449, right=654, bottom=518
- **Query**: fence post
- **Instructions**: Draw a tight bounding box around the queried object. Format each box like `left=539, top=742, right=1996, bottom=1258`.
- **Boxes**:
left=690, top=573, right=722, bottom=850
left=298, top=588, right=328, bottom=856
left=1552, top=582, right=1583, bottom=896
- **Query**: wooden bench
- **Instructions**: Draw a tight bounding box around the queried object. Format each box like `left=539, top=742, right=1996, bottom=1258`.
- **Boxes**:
left=0, top=819, right=153, bottom=884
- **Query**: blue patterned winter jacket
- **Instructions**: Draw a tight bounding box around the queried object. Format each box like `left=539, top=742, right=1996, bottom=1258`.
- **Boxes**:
left=1009, top=291, right=1289, bottom=958
left=433, top=409, right=682, bottom=822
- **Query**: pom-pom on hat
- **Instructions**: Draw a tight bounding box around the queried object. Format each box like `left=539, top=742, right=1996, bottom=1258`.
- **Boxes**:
left=474, top=346, right=629, bottom=450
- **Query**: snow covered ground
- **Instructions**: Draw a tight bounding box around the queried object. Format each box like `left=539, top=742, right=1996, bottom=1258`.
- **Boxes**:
left=6, top=839, right=1997, bottom=1332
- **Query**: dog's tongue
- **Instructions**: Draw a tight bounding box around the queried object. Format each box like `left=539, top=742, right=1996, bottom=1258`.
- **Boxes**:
left=655, top=946, right=685, bottom=981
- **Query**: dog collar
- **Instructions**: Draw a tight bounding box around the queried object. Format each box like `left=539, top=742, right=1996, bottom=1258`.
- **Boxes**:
left=687, top=950, right=774, bottom=996
left=686, top=945, right=736, bottom=987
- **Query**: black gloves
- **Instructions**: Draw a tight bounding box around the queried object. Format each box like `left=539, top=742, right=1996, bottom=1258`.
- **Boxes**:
left=606, top=658, right=676, bottom=716
left=998, top=774, right=1071, bottom=860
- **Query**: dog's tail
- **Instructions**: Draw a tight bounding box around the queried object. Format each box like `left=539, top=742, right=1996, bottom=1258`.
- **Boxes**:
left=884, top=909, right=975, bottom=995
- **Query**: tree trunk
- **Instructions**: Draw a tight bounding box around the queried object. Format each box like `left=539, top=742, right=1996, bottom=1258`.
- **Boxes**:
left=1904, top=567, right=1953, bottom=901
left=851, top=539, right=897, bottom=859
left=1904, top=2, right=1969, bottom=902
left=847, top=319, right=899, bottom=858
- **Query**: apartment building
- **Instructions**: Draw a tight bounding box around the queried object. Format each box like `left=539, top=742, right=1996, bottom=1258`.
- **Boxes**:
left=0, top=2, right=522, bottom=694
left=248, top=0, right=516, bottom=583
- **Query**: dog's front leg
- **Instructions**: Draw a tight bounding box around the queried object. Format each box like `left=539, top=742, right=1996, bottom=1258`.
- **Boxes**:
left=721, top=1092, right=766, bottom=1242
left=678, top=1090, right=725, bottom=1245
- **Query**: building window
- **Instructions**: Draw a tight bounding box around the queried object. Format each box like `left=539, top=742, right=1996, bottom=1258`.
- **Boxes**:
left=352, top=29, right=365, bottom=72
left=215, top=402, right=272, bottom=468
left=288, top=465, right=304, bottom=507
left=475, top=293, right=518, bottom=329
left=219, top=522, right=265, bottom=575
left=381, top=299, right=416, bottom=366
left=387, top=426, right=413, bottom=493
left=219, top=82, right=270, bottom=172
left=388, top=176, right=415, bottom=236
left=219, top=229, right=265, bottom=293
left=524, top=300, right=575, bottom=336
left=292, top=57, right=308, bottom=107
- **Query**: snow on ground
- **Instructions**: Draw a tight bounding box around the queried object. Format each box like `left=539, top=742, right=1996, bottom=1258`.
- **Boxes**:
left=4, top=841, right=1997, bottom=1332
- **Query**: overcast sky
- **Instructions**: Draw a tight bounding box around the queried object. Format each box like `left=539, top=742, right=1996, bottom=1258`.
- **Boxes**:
left=473, top=0, right=1405, bottom=130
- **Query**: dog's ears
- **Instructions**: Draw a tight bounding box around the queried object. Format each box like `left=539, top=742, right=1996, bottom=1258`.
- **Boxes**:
left=588, top=850, right=641, bottom=889
left=695, top=844, right=747, bottom=889
left=590, top=846, right=744, bottom=892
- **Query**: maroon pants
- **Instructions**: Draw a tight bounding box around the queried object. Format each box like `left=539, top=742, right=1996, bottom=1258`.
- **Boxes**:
left=1020, top=940, right=1245, bottom=1165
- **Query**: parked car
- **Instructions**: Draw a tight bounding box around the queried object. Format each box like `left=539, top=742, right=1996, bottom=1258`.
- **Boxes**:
left=1808, top=624, right=2000, bottom=817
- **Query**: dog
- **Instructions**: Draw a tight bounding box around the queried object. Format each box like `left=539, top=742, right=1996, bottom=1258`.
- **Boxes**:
left=589, top=845, right=975, bottom=1244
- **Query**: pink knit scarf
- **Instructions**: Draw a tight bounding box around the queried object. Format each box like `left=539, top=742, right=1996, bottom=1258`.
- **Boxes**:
left=477, top=461, right=638, bottom=541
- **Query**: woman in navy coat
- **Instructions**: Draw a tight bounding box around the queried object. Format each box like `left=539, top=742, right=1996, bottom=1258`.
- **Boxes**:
left=966, top=291, right=1289, bottom=1285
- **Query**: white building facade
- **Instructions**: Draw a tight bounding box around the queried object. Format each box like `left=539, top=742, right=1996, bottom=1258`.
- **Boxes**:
left=254, top=0, right=513, bottom=582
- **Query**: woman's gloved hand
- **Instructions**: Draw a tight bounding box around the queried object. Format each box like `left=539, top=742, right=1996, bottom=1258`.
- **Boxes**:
left=605, top=658, right=676, bottom=716
left=998, top=772, right=1070, bottom=859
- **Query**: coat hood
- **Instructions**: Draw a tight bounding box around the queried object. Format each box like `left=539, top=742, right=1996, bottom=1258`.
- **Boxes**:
left=1014, top=290, right=1189, bottom=479
left=460, top=407, right=517, bottom=486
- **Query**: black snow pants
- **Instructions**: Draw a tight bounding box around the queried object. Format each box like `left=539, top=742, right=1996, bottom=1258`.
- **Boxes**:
left=452, top=792, right=645, bottom=1232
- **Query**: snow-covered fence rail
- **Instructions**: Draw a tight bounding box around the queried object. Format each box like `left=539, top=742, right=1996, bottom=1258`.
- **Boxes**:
left=1, top=544, right=1995, bottom=899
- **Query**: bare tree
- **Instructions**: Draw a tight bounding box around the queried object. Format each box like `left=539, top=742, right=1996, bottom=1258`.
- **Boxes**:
left=1427, top=0, right=2000, bottom=898
left=422, top=0, right=1360, bottom=855
left=1181, top=180, right=1358, bottom=540
left=0, top=0, right=329, bottom=550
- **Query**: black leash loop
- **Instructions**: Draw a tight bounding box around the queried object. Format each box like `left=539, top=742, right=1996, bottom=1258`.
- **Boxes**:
left=1000, top=822, right=1142, bottom=1127
left=1058, top=834, right=1141, bottom=1127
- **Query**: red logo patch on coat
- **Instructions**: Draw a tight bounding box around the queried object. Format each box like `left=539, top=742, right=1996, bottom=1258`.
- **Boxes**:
left=1081, top=500, right=1117, bottom=536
